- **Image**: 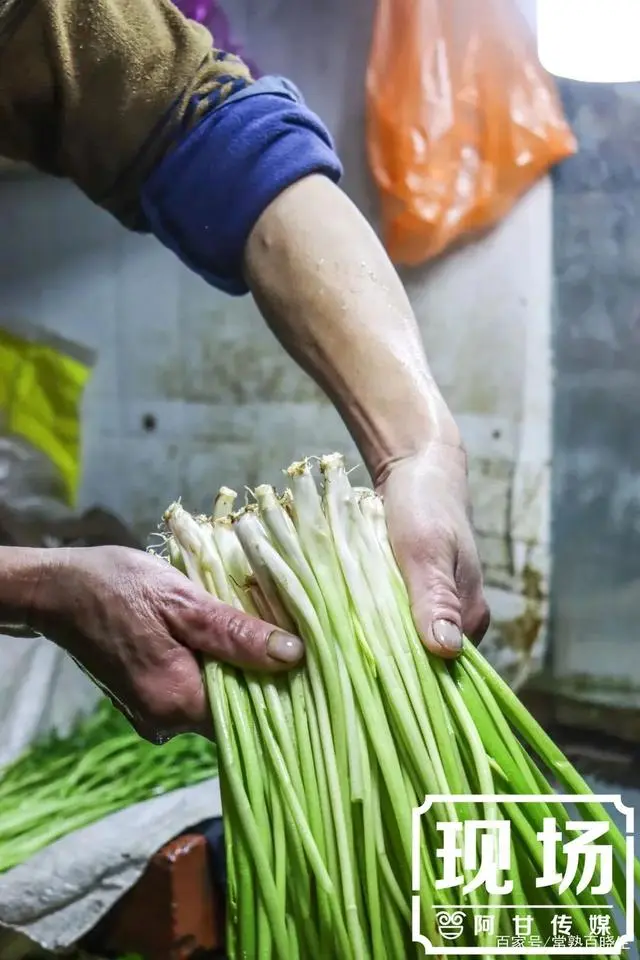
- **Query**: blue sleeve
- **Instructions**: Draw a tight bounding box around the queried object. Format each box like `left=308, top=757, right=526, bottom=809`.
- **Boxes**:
left=140, top=77, right=343, bottom=296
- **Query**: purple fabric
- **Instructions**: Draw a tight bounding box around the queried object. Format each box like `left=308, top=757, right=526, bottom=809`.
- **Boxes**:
left=176, top=0, right=214, bottom=22
left=174, top=0, right=260, bottom=77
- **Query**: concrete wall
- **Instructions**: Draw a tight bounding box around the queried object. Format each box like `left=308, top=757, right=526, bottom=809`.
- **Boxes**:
left=552, top=79, right=640, bottom=709
left=0, top=0, right=552, bottom=685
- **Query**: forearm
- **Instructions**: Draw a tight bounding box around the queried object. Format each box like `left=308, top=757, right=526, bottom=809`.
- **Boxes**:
left=244, top=175, right=461, bottom=479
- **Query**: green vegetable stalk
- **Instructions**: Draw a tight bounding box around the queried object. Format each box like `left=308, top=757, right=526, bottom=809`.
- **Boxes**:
left=0, top=700, right=217, bottom=873
left=163, top=453, right=639, bottom=960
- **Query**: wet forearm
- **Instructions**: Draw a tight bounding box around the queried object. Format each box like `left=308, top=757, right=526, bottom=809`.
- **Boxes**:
left=243, top=175, right=461, bottom=481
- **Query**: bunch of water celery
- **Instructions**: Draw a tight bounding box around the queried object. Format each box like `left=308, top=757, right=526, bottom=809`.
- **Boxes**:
left=162, top=453, right=639, bottom=959
left=0, top=699, right=217, bottom=873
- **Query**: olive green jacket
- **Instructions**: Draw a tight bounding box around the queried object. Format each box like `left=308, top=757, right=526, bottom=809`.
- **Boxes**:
left=0, top=0, right=252, bottom=227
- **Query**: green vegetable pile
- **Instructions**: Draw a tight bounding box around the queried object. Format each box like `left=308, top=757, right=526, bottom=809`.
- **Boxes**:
left=163, top=453, right=640, bottom=960
left=0, top=700, right=217, bottom=874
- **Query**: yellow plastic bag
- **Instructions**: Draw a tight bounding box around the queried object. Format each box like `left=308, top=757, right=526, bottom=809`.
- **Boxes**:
left=366, top=0, right=577, bottom=265
left=0, top=322, right=93, bottom=505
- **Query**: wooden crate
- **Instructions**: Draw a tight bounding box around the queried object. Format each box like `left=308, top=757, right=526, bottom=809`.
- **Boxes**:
left=84, top=833, right=225, bottom=960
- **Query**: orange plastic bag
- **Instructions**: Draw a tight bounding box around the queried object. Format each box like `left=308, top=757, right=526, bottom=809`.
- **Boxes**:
left=366, top=0, right=577, bottom=265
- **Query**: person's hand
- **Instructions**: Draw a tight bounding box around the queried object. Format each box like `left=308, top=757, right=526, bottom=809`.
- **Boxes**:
left=376, top=443, right=490, bottom=659
left=31, top=545, right=304, bottom=741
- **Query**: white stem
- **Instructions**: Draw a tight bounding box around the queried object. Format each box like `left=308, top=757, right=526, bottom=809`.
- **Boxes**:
left=195, top=519, right=238, bottom=605
left=163, top=503, right=209, bottom=591
left=233, top=512, right=298, bottom=633
left=358, top=494, right=407, bottom=599
left=167, top=536, right=186, bottom=574
left=213, top=486, right=237, bottom=520
left=210, top=519, right=260, bottom=616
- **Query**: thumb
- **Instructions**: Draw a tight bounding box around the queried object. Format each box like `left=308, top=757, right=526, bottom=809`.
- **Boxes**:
left=402, top=551, right=463, bottom=660
left=176, top=596, right=305, bottom=672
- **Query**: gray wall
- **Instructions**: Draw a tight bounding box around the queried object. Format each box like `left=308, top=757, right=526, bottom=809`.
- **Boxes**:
left=553, top=81, right=640, bottom=707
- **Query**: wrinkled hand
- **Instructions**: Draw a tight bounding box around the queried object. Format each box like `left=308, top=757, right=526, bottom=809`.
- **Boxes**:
left=376, top=443, right=490, bottom=658
left=32, top=546, right=303, bottom=740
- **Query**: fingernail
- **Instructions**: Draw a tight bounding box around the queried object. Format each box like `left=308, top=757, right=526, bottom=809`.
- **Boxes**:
left=267, top=629, right=304, bottom=664
left=432, top=619, right=462, bottom=653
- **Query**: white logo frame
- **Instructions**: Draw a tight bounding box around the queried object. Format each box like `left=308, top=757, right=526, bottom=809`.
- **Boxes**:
left=412, top=794, right=635, bottom=956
